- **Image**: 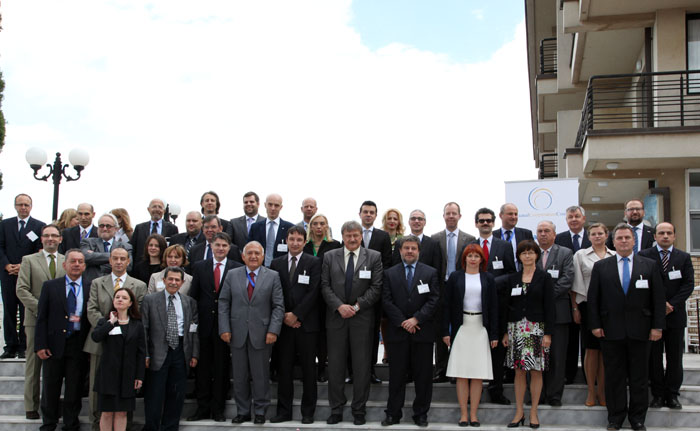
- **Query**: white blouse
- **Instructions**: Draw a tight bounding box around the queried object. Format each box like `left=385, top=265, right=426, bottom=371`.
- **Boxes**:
left=463, top=273, right=483, bottom=312
left=572, top=246, right=615, bottom=303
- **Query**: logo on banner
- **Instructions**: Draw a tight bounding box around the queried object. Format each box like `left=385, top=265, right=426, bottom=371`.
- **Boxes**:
left=528, top=187, right=553, bottom=210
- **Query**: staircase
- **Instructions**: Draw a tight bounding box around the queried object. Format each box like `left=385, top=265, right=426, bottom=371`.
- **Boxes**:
left=1, top=358, right=699, bottom=430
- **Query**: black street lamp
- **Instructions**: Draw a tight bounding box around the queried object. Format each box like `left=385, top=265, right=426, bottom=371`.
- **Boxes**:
left=25, top=147, right=90, bottom=221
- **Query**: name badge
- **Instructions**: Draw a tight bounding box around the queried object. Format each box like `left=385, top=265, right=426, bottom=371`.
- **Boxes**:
left=109, top=326, right=122, bottom=336
left=359, top=269, right=371, bottom=279
left=26, top=231, right=39, bottom=242
left=156, top=280, right=165, bottom=290
left=298, top=274, right=310, bottom=285
left=277, top=243, right=288, bottom=252
left=669, top=270, right=682, bottom=280
left=548, top=269, right=559, bottom=279
left=492, top=259, right=504, bottom=270
left=189, top=323, right=198, bottom=333
left=636, top=279, right=649, bottom=289
left=417, top=282, right=430, bottom=294
left=511, top=287, right=523, bottom=296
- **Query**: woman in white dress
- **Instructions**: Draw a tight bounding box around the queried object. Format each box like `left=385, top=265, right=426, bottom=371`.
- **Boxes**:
left=443, top=244, right=499, bottom=426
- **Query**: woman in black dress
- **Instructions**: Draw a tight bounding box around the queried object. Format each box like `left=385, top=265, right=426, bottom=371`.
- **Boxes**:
left=92, top=288, right=146, bottom=431
left=130, top=234, right=167, bottom=284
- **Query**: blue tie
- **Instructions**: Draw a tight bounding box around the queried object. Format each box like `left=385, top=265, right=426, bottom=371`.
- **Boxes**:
left=205, top=244, right=212, bottom=260
left=633, top=227, right=639, bottom=253
left=621, top=257, right=630, bottom=294
left=265, top=221, right=276, bottom=266
left=572, top=234, right=580, bottom=252
left=67, top=282, right=77, bottom=336
left=103, top=241, right=110, bottom=253
left=406, top=265, right=414, bottom=292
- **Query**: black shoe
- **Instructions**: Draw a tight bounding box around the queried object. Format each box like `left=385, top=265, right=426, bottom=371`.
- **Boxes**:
left=606, top=423, right=621, bottom=431
left=458, top=421, right=469, bottom=427
left=529, top=422, right=540, bottom=429
left=548, top=399, right=562, bottom=407
left=301, top=416, right=314, bottom=424
left=371, top=373, right=382, bottom=384
left=507, top=416, right=525, bottom=428
left=326, top=414, right=342, bottom=424
left=186, top=410, right=210, bottom=421
left=231, top=415, right=251, bottom=424
left=432, top=375, right=448, bottom=383
left=253, top=415, right=265, bottom=425
left=666, top=397, right=682, bottom=409
left=471, top=421, right=481, bottom=427
left=345, top=376, right=353, bottom=384
left=381, top=415, right=399, bottom=426
left=212, top=413, right=226, bottom=422
left=25, top=411, right=40, bottom=420
left=16, top=351, right=25, bottom=359
left=649, top=396, right=664, bottom=408
left=631, top=423, right=646, bottom=431
left=491, top=394, right=511, bottom=405
left=414, top=415, right=428, bottom=427
left=353, top=414, right=366, bottom=425
left=0, top=351, right=15, bottom=359
left=270, top=414, right=291, bottom=423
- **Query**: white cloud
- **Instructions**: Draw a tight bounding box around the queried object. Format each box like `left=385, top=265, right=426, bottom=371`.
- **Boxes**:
left=0, top=0, right=536, bottom=235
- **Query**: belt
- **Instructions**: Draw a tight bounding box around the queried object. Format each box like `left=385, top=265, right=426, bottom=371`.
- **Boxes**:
left=463, top=311, right=482, bottom=315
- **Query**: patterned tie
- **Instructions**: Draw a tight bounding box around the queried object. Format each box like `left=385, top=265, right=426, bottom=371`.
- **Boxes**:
left=573, top=234, right=581, bottom=252
left=66, top=282, right=77, bottom=336
left=166, top=295, right=179, bottom=349
left=482, top=239, right=490, bottom=266
left=363, top=229, right=371, bottom=248
left=447, top=232, right=456, bottom=279
left=345, top=252, right=355, bottom=302
left=49, top=254, right=56, bottom=279
left=406, top=264, right=414, bottom=292
left=103, top=241, right=110, bottom=253
left=247, top=272, right=256, bottom=300
left=621, top=257, right=631, bottom=294
left=114, top=277, right=121, bottom=292
left=214, top=262, right=222, bottom=293
left=633, top=227, right=640, bottom=253
left=151, top=222, right=158, bottom=235
left=661, top=250, right=670, bottom=273
left=265, top=221, right=276, bottom=266
left=80, top=228, right=88, bottom=240
left=289, top=256, right=297, bottom=284
left=186, top=237, right=196, bottom=256
left=505, top=230, right=512, bottom=242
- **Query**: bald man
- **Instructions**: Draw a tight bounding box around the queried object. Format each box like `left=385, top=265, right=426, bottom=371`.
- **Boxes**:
left=59, top=203, right=97, bottom=254
left=131, top=198, right=179, bottom=262
left=248, top=194, right=295, bottom=267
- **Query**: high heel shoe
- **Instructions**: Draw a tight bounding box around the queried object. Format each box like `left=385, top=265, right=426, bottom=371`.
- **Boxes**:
left=529, top=414, right=540, bottom=429
left=507, top=416, right=525, bottom=428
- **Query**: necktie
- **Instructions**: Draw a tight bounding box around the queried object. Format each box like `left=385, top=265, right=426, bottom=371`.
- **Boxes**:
left=505, top=230, right=512, bottom=242
left=363, top=229, right=371, bottom=248
left=103, top=241, right=110, bottom=253
left=166, top=295, right=179, bottom=348
left=406, top=264, right=414, bottom=292
left=151, top=222, right=158, bottom=235
left=621, top=257, right=630, bottom=294
left=205, top=244, right=212, bottom=260
left=573, top=234, right=581, bottom=252
left=345, top=252, right=354, bottom=302
left=19, top=219, right=26, bottom=234
left=186, top=237, right=195, bottom=255
left=661, top=250, right=670, bottom=273
left=482, top=239, right=490, bottom=266
left=247, top=218, right=254, bottom=233
left=265, top=221, right=276, bottom=266
left=214, top=262, right=222, bottom=293
left=541, top=249, right=549, bottom=268
left=114, top=277, right=121, bottom=292
left=633, top=227, right=639, bottom=253
left=80, top=228, right=88, bottom=240
left=247, top=272, right=255, bottom=300
left=447, top=233, right=456, bottom=279
left=49, top=254, right=56, bottom=279
left=67, top=282, right=77, bottom=336
left=289, top=256, right=297, bottom=284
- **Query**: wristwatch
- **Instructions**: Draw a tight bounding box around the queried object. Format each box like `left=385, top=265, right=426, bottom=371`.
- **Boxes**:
left=353, top=304, right=360, bottom=312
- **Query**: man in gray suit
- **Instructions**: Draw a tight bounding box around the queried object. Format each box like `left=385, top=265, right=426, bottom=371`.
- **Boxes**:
left=535, top=220, right=574, bottom=406
left=81, top=213, right=133, bottom=284
left=430, top=202, right=475, bottom=383
left=229, top=191, right=264, bottom=251
left=16, top=224, right=65, bottom=420
left=321, top=221, right=382, bottom=425
left=142, top=266, right=199, bottom=431
left=218, top=241, right=284, bottom=425
left=85, top=246, right=147, bottom=431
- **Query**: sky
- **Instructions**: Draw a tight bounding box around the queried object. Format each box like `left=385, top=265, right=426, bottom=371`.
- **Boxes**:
left=0, top=0, right=538, bottom=237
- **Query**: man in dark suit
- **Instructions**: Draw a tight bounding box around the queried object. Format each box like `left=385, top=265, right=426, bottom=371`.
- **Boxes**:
left=536, top=221, right=574, bottom=406
left=297, top=197, right=318, bottom=231
left=639, top=222, right=695, bottom=410
left=606, top=199, right=655, bottom=252
left=218, top=241, right=284, bottom=425
left=188, top=216, right=242, bottom=268
left=200, top=191, right=233, bottom=239
left=229, top=191, right=264, bottom=252
left=131, top=198, right=179, bottom=262
left=248, top=193, right=294, bottom=266
left=169, top=211, right=204, bottom=258
left=35, top=249, right=90, bottom=431
left=0, top=193, right=45, bottom=359
left=59, top=203, right=97, bottom=254
left=431, top=202, right=475, bottom=383
left=81, top=213, right=133, bottom=284
left=269, top=226, right=322, bottom=424
left=390, top=210, right=441, bottom=271
left=588, top=223, right=665, bottom=431
left=381, top=236, right=439, bottom=427
left=493, top=203, right=534, bottom=270
left=142, top=266, right=199, bottom=431
left=321, top=221, right=382, bottom=425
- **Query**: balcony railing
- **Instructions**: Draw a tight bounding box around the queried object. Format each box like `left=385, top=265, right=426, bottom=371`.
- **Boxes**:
left=538, top=152, right=558, bottom=179
left=539, top=38, right=557, bottom=75
left=575, top=70, right=700, bottom=148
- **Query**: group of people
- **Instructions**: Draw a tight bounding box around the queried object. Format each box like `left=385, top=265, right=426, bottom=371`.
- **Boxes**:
left=0, top=191, right=694, bottom=431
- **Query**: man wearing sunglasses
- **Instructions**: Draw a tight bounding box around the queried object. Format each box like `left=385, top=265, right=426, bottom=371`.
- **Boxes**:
left=81, top=213, right=133, bottom=284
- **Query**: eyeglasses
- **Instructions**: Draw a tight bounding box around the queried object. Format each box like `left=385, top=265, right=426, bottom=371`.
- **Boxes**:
left=409, top=217, right=425, bottom=222
left=41, top=234, right=61, bottom=238
left=98, top=224, right=115, bottom=229
left=625, top=207, right=643, bottom=212
left=477, top=218, right=494, bottom=224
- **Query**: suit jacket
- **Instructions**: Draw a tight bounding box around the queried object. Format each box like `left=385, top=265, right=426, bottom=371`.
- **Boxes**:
left=169, top=232, right=205, bottom=257
left=188, top=258, right=243, bottom=338
left=0, top=216, right=46, bottom=270
left=382, top=262, right=439, bottom=344
left=141, top=290, right=199, bottom=371
left=502, top=269, right=555, bottom=334
left=493, top=226, right=534, bottom=243
left=229, top=215, right=264, bottom=252
left=442, top=271, right=499, bottom=341
left=606, top=223, right=655, bottom=251
left=187, top=241, right=242, bottom=270
left=303, top=239, right=342, bottom=261
left=638, top=247, right=695, bottom=328
left=536, top=244, right=574, bottom=324
left=431, top=229, right=476, bottom=281
left=248, top=218, right=295, bottom=264
left=361, top=227, right=393, bottom=269
left=84, top=274, right=148, bottom=355
left=81, top=238, right=134, bottom=283
left=270, top=253, right=322, bottom=333
left=148, top=269, right=193, bottom=296
left=131, top=220, right=179, bottom=262
left=587, top=254, right=665, bottom=341
left=555, top=230, right=592, bottom=252
left=218, top=266, right=285, bottom=349
left=59, top=225, right=98, bottom=254
left=465, top=237, right=516, bottom=278
left=35, top=277, right=91, bottom=359
left=320, top=247, right=383, bottom=329
left=16, top=251, right=66, bottom=326
left=390, top=234, right=442, bottom=271
left=91, top=317, right=146, bottom=397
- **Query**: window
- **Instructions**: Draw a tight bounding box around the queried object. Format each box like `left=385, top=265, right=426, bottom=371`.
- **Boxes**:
left=687, top=14, right=700, bottom=92
left=688, top=170, right=700, bottom=252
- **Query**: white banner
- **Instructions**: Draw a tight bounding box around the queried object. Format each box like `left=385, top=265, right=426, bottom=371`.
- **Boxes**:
left=505, top=179, right=579, bottom=234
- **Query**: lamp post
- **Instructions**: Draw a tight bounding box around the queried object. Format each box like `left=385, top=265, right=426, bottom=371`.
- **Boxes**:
left=25, top=147, right=90, bottom=221
left=165, top=203, right=181, bottom=223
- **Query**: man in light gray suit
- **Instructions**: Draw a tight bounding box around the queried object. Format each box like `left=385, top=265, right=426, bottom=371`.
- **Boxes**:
left=321, top=221, right=382, bottom=426
left=218, top=241, right=284, bottom=425
left=142, top=267, right=199, bottom=431
left=430, top=202, right=475, bottom=383
left=16, top=224, right=65, bottom=420
left=81, top=213, right=133, bottom=284
left=84, top=246, right=147, bottom=431
left=535, top=220, right=574, bottom=407
left=229, top=191, right=264, bottom=251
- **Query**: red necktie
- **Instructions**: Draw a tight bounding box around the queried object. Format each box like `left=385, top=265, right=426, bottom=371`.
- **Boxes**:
left=214, top=262, right=221, bottom=293
left=482, top=239, right=490, bottom=265
left=247, top=272, right=255, bottom=300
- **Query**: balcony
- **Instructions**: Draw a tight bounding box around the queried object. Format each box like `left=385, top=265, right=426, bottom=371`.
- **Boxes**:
left=538, top=152, right=558, bottom=179
left=539, top=37, right=557, bottom=76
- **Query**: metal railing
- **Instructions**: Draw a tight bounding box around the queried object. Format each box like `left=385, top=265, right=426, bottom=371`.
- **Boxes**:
left=687, top=292, right=700, bottom=353
left=575, top=70, right=700, bottom=148
left=539, top=38, right=557, bottom=75
left=538, top=153, right=558, bottom=179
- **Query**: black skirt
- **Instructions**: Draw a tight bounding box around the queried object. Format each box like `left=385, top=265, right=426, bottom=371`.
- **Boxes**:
left=98, top=393, right=135, bottom=412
